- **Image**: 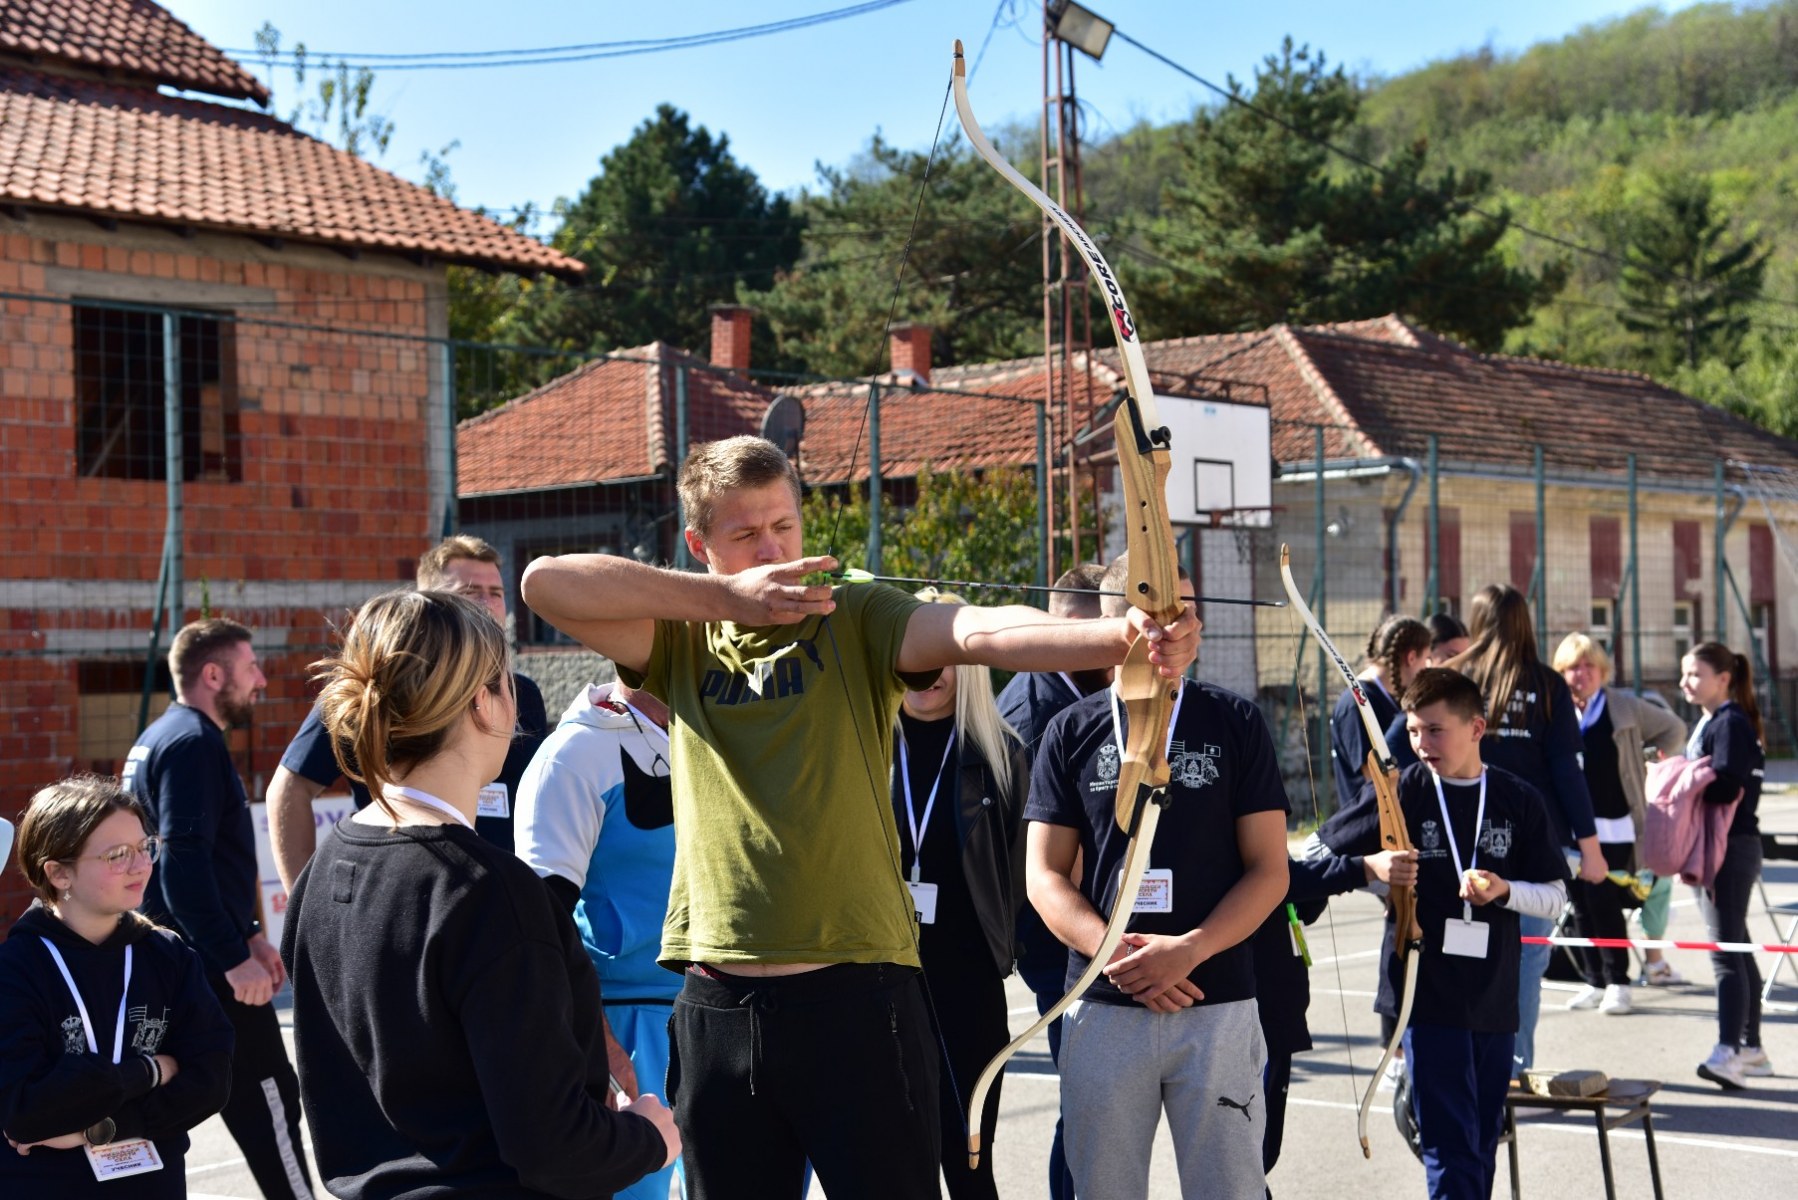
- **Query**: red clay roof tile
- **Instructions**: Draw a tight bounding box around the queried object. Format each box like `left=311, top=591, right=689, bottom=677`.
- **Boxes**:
left=0, top=0, right=269, bottom=103
left=0, top=68, right=582, bottom=275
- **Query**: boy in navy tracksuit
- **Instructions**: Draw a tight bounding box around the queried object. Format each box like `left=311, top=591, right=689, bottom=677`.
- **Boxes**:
left=1325, top=670, right=1568, bottom=1200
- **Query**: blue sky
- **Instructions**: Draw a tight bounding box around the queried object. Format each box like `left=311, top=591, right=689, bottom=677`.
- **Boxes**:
left=170, top=1, right=1706, bottom=221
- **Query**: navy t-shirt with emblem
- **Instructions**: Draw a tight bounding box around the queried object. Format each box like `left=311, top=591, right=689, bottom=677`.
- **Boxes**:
left=1334, top=763, right=1570, bottom=1033
left=1025, top=681, right=1290, bottom=1007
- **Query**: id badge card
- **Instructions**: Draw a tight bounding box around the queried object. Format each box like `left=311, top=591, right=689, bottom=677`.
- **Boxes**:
left=1442, top=917, right=1491, bottom=959
left=86, top=1138, right=164, bottom=1181
left=908, top=881, right=939, bottom=925
left=477, top=782, right=510, bottom=819
left=1132, top=868, right=1173, bottom=914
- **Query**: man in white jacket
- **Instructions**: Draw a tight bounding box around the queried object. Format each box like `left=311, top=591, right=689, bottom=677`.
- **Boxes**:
left=516, top=679, right=680, bottom=1200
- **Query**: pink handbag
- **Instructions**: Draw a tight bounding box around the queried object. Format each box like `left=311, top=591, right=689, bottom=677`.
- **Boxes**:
left=1640, top=754, right=1742, bottom=888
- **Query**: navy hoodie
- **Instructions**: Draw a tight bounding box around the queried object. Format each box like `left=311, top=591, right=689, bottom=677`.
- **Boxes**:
left=123, top=703, right=261, bottom=974
left=0, top=903, right=234, bottom=1198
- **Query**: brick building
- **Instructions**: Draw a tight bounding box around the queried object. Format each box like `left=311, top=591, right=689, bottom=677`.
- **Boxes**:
left=0, top=0, right=579, bottom=923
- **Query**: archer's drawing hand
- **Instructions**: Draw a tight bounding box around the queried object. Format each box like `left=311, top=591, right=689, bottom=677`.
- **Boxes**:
left=722, top=557, right=840, bottom=625
left=1126, top=601, right=1202, bottom=679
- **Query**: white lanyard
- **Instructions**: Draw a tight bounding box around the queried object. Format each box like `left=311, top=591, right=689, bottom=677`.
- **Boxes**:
left=1055, top=672, right=1083, bottom=702
left=41, top=939, right=132, bottom=1063
left=1577, top=688, right=1607, bottom=733
left=386, top=785, right=475, bottom=829
left=899, top=728, right=956, bottom=885
left=1107, top=680, right=1187, bottom=765
left=1431, top=769, right=1487, bottom=921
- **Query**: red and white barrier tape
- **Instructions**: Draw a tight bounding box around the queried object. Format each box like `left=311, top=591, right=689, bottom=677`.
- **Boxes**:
left=1523, top=935, right=1798, bottom=954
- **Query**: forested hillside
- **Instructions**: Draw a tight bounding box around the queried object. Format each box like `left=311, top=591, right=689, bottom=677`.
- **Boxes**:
left=1353, top=1, right=1798, bottom=432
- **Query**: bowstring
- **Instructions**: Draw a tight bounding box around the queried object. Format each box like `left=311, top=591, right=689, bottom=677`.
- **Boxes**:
left=825, top=71, right=955, bottom=564
left=1287, top=602, right=1362, bottom=1111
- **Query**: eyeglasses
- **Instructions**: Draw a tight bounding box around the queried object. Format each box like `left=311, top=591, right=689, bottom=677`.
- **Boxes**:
left=68, top=837, right=163, bottom=874
left=621, top=705, right=672, bottom=778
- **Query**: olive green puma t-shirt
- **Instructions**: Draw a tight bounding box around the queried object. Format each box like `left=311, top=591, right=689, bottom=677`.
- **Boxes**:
left=625, top=583, right=929, bottom=969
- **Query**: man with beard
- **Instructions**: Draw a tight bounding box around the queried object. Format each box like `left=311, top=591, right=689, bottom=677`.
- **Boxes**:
left=125, top=618, right=316, bottom=1200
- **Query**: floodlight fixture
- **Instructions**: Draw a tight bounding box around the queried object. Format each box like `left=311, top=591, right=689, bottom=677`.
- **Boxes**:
left=1047, top=0, right=1113, bottom=61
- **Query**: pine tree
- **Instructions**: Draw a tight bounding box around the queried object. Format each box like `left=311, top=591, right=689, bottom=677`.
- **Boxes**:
left=1617, top=172, right=1769, bottom=372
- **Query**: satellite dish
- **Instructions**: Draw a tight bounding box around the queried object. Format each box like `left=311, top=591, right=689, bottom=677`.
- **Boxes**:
left=759, top=396, right=805, bottom=463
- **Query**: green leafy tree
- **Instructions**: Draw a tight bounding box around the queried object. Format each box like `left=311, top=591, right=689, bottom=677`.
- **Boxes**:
left=1128, top=38, right=1563, bottom=350
left=253, top=23, right=393, bottom=158
left=509, top=106, right=804, bottom=359
left=1618, top=172, right=1769, bottom=373
left=746, top=133, right=1052, bottom=378
left=803, top=466, right=1043, bottom=603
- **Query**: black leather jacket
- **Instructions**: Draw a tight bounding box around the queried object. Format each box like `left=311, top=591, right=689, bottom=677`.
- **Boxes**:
left=891, top=734, right=1030, bottom=977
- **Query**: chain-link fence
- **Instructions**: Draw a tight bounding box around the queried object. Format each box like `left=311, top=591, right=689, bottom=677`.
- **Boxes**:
left=5, top=287, right=1797, bottom=922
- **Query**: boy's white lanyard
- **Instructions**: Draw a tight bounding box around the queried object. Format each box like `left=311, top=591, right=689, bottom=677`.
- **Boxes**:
left=41, top=940, right=132, bottom=1063
left=899, top=730, right=956, bottom=884
left=1431, top=769, right=1487, bottom=922
left=1107, top=679, right=1187, bottom=763
left=386, top=785, right=474, bottom=830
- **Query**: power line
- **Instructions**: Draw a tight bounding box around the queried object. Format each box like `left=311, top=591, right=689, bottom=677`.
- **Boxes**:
left=227, top=1, right=917, bottom=71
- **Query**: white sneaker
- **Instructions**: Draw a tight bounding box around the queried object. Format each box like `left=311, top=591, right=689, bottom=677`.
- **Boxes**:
left=1736, top=1046, right=1775, bottom=1078
left=1565, top=984, right=1603, bottom=1010
left=1599, top=984, right=1633, bottom=1015
left=1378, top=1056, right=1407, bottom=1092
left=1640, top=960, right=1685, bottom=986
left=1697, top=1044, right=1749, bottom=1090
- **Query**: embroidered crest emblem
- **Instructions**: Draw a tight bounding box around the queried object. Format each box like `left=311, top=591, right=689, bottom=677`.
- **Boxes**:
left=1171, top=742, right=1220, bottom=789
left=1420, top=820, right=1442, bottom=852
left=1094, top=743, right=1120, bottom=783
left=129, top=1005, right=169, bottom=1054
left=1481, top=822, right=1513, bottom=859
left=61, top=1014, right=86, bottom=1054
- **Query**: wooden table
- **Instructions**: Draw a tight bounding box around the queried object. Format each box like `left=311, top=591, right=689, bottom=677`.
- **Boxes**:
left=1502, top=1078, right=1664, bottom=1200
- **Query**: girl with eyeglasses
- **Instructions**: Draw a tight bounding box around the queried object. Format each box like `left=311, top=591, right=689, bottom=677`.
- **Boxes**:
left=0, top=775, right=234, bottom=1197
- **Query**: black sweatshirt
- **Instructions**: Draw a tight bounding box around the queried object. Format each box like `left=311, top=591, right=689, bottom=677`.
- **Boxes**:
left=1690, top=701, right=1764, bottom=837
left=282, top=817, right=665, bottom=1199
left=0, top=903, right=234, bottom=1198
left=124, top=703, right=261, bottom=973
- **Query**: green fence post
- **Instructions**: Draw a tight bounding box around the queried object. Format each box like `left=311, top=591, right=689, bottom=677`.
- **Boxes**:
left=1715, top=459, right=1728, bottom=643
left=674, top=364, right=691, bottom=569
left=1424, top=434, right=1439, bottom=616
left=868, top=383, right=882, bottom=577
left=1037, top=400, right=1049, bottom=594
left=1534, top=444, right=1547, bottom=657
left=1629, top=454, right=1642, bottom=693
left=1315, top=426, right=1329, bottom=790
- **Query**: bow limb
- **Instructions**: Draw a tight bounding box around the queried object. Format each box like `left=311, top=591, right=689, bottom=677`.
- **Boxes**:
left=1279, top=546, right=1421, bottom=1158
left=954, top=39, right=1184, bottom=1169
left=962, top=761, right=1167, bottom=1170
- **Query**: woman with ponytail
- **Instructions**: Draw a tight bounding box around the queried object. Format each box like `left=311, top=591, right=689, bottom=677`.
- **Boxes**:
left=888, top=589, right=1028, bottom=1200
left=1449, top=585, right=1604, bottom=1072
left=0, top=776, right=233, bottom=1197
left=282, top=589, right=679, bottom=1197
left=1680, top=642, right=1773, bottom=1090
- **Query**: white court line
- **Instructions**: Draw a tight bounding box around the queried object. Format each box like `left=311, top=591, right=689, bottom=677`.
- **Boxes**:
left=186, top=1157, right=247, bottom=1177
left=1310, top=948, right=1382, bottom=966
left=1285, top=1096, right=1798, bottom=1159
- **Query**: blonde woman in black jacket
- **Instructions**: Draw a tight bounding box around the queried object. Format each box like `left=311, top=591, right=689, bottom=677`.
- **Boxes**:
left=890, top=589, right=1029, bottom=1200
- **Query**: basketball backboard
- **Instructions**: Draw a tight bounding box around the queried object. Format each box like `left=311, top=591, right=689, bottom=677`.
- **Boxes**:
left=1157, top=394, right=1272, bottom=526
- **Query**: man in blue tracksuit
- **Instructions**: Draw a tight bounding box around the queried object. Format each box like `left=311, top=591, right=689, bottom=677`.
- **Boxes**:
left=125, top=618, right=315, bottom=1200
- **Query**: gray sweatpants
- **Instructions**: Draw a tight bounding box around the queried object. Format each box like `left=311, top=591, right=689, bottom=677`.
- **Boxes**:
left=1060, top=997, right=1266, bottom=1200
